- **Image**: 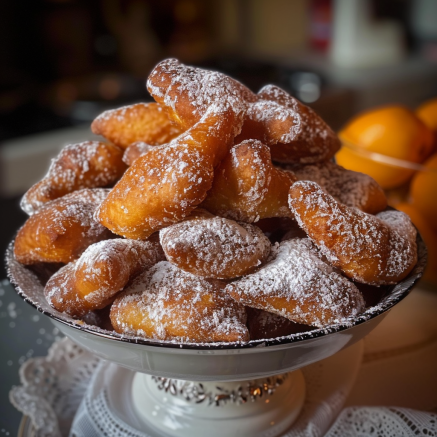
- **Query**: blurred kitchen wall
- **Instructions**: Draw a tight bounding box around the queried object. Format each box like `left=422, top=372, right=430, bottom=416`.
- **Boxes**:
left=1, top=0, right=437, bottom=277
left=3, top=0, right=437, bottom=143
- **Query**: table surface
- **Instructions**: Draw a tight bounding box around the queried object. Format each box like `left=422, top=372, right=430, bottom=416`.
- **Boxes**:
left=0, top=279, right=56, bottom=436
left=1, top=278, right=437, bottom=436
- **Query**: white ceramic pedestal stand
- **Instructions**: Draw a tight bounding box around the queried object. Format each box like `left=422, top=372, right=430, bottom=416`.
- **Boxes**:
left=131, top=371, right=306, bottom=437
left=78, top=362, right=306, bottom=437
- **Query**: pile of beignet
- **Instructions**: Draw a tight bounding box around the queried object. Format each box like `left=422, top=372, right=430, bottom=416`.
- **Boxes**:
left=14, top=59, right=418, bottom=343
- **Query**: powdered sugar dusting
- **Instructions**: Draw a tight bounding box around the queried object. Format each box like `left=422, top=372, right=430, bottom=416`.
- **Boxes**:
left=97, top=141, right=213, bottom=239
left=20, top=141, right=125, bottom=215
left=44, top=262, right=81, bottom=311
left=377, top=210, right=418, bottom=283
left=15, top=188, right=112, bottom=265
left=96, top=101, right=245, bottom=239
left=75, top=238, right=165, bottom=305
left=202, top=140, right=295, bottom=222
left=111, top=261, right=249, bottom=342
left=289, top=181, right=417, bottom=285
left=377, top=210, right=417, bottom=242
left=6, top=239, right=426, bottom=347
left=7, top=58, right=422, bottom=347
left=291, top=161, right=386, bottom=213
left=226, top=238, right=365, bottom=328
left=160, top=214, right=271, bottom=278
left=147, top=58, right=253, bottom=132
left=256, top=85, right=340, bottom=164
left=245, top=100, right=301, bottom=144
left=45, top=188, right=110, bottom=239
left=231, top=142, right=270, bottom=206
left=122, top=142, right=154, bottom=166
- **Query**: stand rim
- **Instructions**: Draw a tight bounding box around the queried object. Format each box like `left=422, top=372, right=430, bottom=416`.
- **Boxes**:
left=6, top=237, right=427, bottom=350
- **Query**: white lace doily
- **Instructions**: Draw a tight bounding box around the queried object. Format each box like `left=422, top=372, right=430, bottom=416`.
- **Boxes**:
left=9, top=338, right=362, bottom=437
left=325, top=407, right=437, bottom=437
left=9, top=337, right=437, bottom=437
left=9, top=338, right=100, bottom=437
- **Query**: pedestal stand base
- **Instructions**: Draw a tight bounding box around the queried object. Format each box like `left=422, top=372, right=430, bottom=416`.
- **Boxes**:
left=68, top=342, right=364, bottom=437
left=131, top=371, right=305, bottom=437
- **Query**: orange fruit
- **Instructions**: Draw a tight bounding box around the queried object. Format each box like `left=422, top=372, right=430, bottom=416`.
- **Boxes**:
left=416, top=97, right=437, bottom=153
left=396, top=202, right=437, bottom=284
left=337, top=105, right=434, bottom=189
left=417, top=97, right=437, bottom=132
left=410, top=153, right=437, bottom=232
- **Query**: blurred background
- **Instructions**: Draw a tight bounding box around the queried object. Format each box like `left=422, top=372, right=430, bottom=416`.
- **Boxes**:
left=1, top=0, right=437, bottom=278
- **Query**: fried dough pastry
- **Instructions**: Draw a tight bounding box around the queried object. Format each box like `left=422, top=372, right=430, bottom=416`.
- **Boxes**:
left=288, top=181, right=417, bottom=285
left=148, top=60, right=338, bottom=165
left=147, top=58, right=255, bottom=132
left=122, top=142, right=154, bottom=166
left=159, top=210, right=271, bottom=279
left=110, top=261, right=249, bottom=343
left=97, top=97, right=246, bottom=239
left=14, top=189, right=112, bottom=264
left=236, top=85, right=341, bottom=164
left=91, top=102, right=182, bottom=149
left=246, top=308, right=312, bottom=341
left=20, top=141, right=127, bottom=215
left=44, top=239, right=165, bottom=317
left=201, top=140, right=296, bottom=222
left=97, top=60, right=254, bottom=239
left=226, top=238, right=365, bottom=328
left=291, top=161, right=387, bottom=214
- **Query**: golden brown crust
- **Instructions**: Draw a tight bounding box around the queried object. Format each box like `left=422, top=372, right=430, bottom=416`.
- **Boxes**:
left=12, top=59, right=407, bottom=342
left=96, top=105, right=246, bottom=240
left=122, top=142, right=154, bottom=166
left=236, top=85, right=341, bottom=164
left=226, top=238, right=365, bottom=328
left=44, top=238, right=165, bottom=317
left=288, top=181, right=417, bottom=285
left=147, top=58, right=256, bottom=131
left=110, top=261, right=250, bottom=343
left=91, top=102, right=182, bottom=149
left=290, top=161, right=387, bottom=214
left=201, top=140, right=297, bottom=222
left=14, top=189, right=112, bottom=264
left=96, top=60, right=255, bottom=240
left=21, top=141, right=127, bottom=215
left=159, top=212, right=271, bottom=279
left=44, top=262, right=97, bottom=316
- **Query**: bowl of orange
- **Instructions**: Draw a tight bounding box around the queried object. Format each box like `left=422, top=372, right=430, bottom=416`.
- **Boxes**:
left=336, top=100, right=437, bottom=285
